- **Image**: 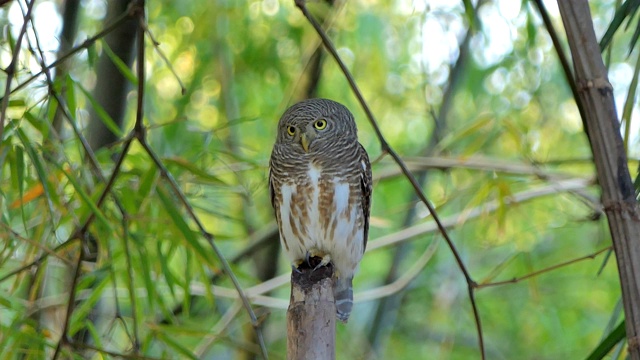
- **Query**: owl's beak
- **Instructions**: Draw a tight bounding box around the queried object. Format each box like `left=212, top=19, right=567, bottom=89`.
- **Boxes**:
left=300, top=133, right=310, bottom=153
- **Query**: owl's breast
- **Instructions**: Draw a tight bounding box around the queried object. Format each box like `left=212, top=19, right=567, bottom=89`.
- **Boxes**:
left=276, top=163, right=364, bottom=276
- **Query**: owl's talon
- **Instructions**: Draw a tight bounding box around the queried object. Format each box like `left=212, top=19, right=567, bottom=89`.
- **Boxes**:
left=313, top=254, right=331, bottom=271
left=291, top=260, right=304, bottom=273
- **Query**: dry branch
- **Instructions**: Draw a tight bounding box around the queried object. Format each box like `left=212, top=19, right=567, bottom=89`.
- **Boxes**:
left=558, top=2, right=640, bottom=358
left=287, top=264, right=336, bottom=360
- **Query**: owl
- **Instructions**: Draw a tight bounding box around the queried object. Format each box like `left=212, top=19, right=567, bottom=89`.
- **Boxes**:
left=269, top=98, right=372, bottom=322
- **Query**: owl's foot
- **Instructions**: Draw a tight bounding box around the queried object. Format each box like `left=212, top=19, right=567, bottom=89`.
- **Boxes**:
left=292, top=251, right=332, bottom=272
left=305, top=250, right=331, bottom=271
left=313, top=254, right=331, bottom=271
left=291, top=259, right=306, bottom=273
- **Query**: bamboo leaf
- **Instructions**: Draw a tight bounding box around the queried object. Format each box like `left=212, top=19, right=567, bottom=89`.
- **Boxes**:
left=77, top=83, right=124, bottom=138
left=600, top=0, right=640, bottom=51
left=69, top=275, right=110, bottom=337
left=163, top=157, right=227, bottom=185
left=158, top=241, right=178, bottom=298
left=621, top=49, right=640, bottom=151
left=160, top=332, right=198, bottom=360
left=139, top=165, right=158, bottom=203
left=15, top=126, right=59, bottom=210
left=102, top=40, right=139, bottom=86
left=156, top=186, right=216, bottom=266
left=65, top=74, right=77, bottom=119
left=585, top=321, right=626, bottom=360
left=56, top=163, right=112, bottom=230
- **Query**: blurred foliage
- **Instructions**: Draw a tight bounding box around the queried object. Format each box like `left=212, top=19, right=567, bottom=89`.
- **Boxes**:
left=0, top=0, right=639, bottom=359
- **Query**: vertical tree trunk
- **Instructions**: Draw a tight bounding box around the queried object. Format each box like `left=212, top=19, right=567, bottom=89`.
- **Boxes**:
left=287, top=265, right=336, bottom=360
left=558, top=2, right=640, bottom=358
left=86, top=0, right=138, bottom=150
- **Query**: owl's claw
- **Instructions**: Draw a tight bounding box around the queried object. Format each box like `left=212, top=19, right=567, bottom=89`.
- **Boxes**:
left=294, top=251, right=331, bottom=272
left=313, top=254, right=331, bottom=271
left=291, top=264, right=303, bottom=274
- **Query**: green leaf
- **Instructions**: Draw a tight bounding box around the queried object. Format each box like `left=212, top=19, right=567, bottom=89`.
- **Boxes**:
left=69, top=275, right=110, bottom=337
left=77, top=83, right=124, bottom=138
left=163, top=157, right=226, bottom=185
left=23, top=111, right=48, bottom=139
left=182, top=249, right=192, bottom=317
left=65, top=75, right=77, bottom=119
left=621, top=49, right=640, bottom=152
left=159, top=332, right=198, bottom=359
left=156, top=186, right=216, bottom=266
left=600, top=0, right=640, bottom=52
left=87, top=42, right=98, bottom=67
left=13, top=145, right=28, bottom=230
left=102, top=40, right=139, bottom=86
left=133, top=234, right=156, bottom=308
left=525, top=3, right=537, bottom=47
left=139, top=165, right=158, bottom=203
left=56, top=163, right=112, bottom=230
left=585, top=321, right=626, bottom=360
left=15, top=127, right=60, bottom=209
left=463, top=0, right=475, bottom=30
left=158, top=241, right=177, bottom=298
left=7, top=99, right=25, bottom=107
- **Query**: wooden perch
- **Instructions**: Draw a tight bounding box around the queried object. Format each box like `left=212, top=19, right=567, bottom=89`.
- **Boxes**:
left=287, top=261, right=336, bottom=360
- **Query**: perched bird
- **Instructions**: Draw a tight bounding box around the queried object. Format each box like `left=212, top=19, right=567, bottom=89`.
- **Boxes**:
left=269, top=98, right=372, bottom=322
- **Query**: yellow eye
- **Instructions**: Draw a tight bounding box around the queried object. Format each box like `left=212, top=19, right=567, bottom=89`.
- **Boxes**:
left=286, top=126, right=296, bottom=136
left=314, top=119, right=327, bottom=130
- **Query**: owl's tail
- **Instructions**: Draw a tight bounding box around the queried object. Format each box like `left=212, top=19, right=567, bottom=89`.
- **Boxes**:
left=335, top=276, right=353, bottom=323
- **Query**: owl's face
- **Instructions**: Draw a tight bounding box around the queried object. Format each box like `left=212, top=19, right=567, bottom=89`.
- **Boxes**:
left=275, top=98, right=358, bottom=154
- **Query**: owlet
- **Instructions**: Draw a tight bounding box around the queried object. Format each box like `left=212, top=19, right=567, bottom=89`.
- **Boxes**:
left=269, top=98, right=372, bottom=322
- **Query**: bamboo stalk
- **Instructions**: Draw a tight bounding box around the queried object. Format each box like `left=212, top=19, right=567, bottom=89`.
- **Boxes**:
left=558, top=2, right=640, bottom=358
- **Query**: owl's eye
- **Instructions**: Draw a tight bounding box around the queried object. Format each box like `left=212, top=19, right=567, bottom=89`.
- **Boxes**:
left=286, top=126, right=296, bottom=136
left=314, top=119, right=327, bottom=130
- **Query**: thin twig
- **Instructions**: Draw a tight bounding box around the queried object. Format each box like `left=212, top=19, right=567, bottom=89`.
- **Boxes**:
left=0, top=0, right=35, bottom=143
left=139, top=21, right=186, bottom=95
left=52, top=241, right=83, bottom=360
left=476, top=246, right=612, bottom=288
left=294, top=1, right=485, bottom=357
left=134, top=2, right=146, bottom=136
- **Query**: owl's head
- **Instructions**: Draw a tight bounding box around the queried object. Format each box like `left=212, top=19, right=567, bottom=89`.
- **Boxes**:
left=275, top=98, right=358, bottom=154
